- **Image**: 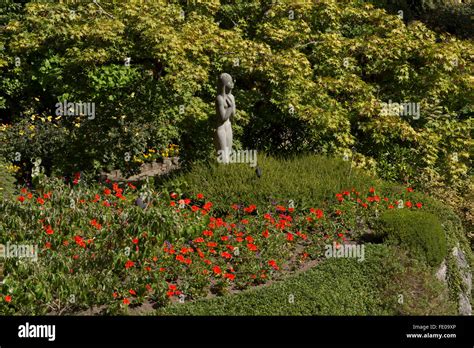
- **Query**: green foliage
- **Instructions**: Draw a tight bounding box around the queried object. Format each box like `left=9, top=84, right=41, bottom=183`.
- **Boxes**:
left=0, top=1, right=470, bottom=194
left=157, top=244, right=456, bottom=315
left=0, top=158, right=16, bottom=199
left=163, top=154, right=381, bottom=212
left=378, top=209, right=447, bottom=267
left=370, top=0, right=474, bottom=39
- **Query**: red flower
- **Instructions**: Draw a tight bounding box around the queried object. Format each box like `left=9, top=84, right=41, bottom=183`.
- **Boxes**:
left=247, top=243, right=258, bottom=251
left=224, top=273, right=235, bottom=281
left=132, top=238, right=139, bottom=245
left=203, top=230, right=213, bottom=237
left=21, top=188, right=27, bottom=194
left=221, top=252, right=232, bottom=259
left=37, top=197, right=45, bottom=205
left=45, top=242, right=51, bottom=249
left=268, top=260, right=279, bottom=270
left=191, top=205, right=199, bottom=212
left=310, top=208, right=324, bottom=219
left=262, top=229, right=270, bottom=238
left=27, top=193, right=33, bottom=199
left=244, top=204, right=257, bottom=213
left=276, top=205, right=286, bottom=212
left=241, top=219, right=249, bottom=224
left=286, top=233, right=294, bottom=241
left=197, top=193, right=204, bottom=199
left=245, top=235, right=254, bottom=243
left=207, top=242, right=217, bottom=248
left=104, top=188, right=111, bottom=195
left=213, top=265, right=222, bottom=275
left=170, top=201, right=176, bottom=207
left=170, top=192, right=178, bottom=199
left=369, top=187, right=375, bottom=193
left=184, top=198, right=191, bottom=205
left=127, top=182, right=136, bottom=190
left=407, top=187, right=414, bottom=192
left=4, top=295, right=12, bottom=303
left=405, top=201, right=412, bottom=208
left=129, top=289, right=136, bottom=296
left=45, top=225, right=54, bottom=235
left=125, top=260, right=135, bottom=269
left=388, top=204, right=394, bottom=209
left=43, top=192, right=52, bottom=199
left=123, top=298, right=130, bottom=305
left=194, top=237, right=204, bottom=243
left=203, top=202, right=213, bottom=211
left=221, top=236, right=229, bottom=241
left=416, top=202, right=423, bottom=209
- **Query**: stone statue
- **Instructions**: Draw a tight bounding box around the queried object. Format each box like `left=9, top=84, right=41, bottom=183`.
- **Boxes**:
left=215, top=73, right=235, bottom=164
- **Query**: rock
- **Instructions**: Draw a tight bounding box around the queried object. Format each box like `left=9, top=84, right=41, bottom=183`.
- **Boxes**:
left=436, top=259, right=447, bottom=283
left=452, top=246, right=472, bottom=315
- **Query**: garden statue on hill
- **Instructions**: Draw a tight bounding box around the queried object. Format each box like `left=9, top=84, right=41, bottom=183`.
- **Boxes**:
left=215, top=73, right=235, bottom=164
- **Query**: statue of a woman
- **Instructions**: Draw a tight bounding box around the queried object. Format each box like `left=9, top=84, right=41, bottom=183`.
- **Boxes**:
left=215, top=73, right=235, bottom=164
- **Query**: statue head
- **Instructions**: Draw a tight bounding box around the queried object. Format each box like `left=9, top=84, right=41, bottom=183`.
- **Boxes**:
left=217, top=73, right=233, bottom=94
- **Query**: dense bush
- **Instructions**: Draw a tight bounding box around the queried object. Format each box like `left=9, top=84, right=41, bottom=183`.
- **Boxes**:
left=370, top=0, right=474, bottom=39
left=0, top=1, right=471, bottom=195
left=379, top=209, right=447, bottom=266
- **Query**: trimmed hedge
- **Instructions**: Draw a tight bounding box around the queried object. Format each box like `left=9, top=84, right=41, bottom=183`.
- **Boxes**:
left=379, top=209, right=447, bottom=267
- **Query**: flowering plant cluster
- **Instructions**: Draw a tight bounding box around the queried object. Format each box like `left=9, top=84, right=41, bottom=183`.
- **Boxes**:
left=0, top=176, right=422, bottom=314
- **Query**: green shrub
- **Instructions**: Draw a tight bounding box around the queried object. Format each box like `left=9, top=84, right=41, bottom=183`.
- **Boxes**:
left=161, top=154, right=382, bottom=212
left=379, top=209, right=447, bottom=267
left=0, top=1, right=471, bottom=193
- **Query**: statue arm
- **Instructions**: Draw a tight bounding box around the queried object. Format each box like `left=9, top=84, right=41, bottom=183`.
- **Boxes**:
left=229, top=95, right=236, bottom=121
left=217, top=97, right=232, bottom=122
